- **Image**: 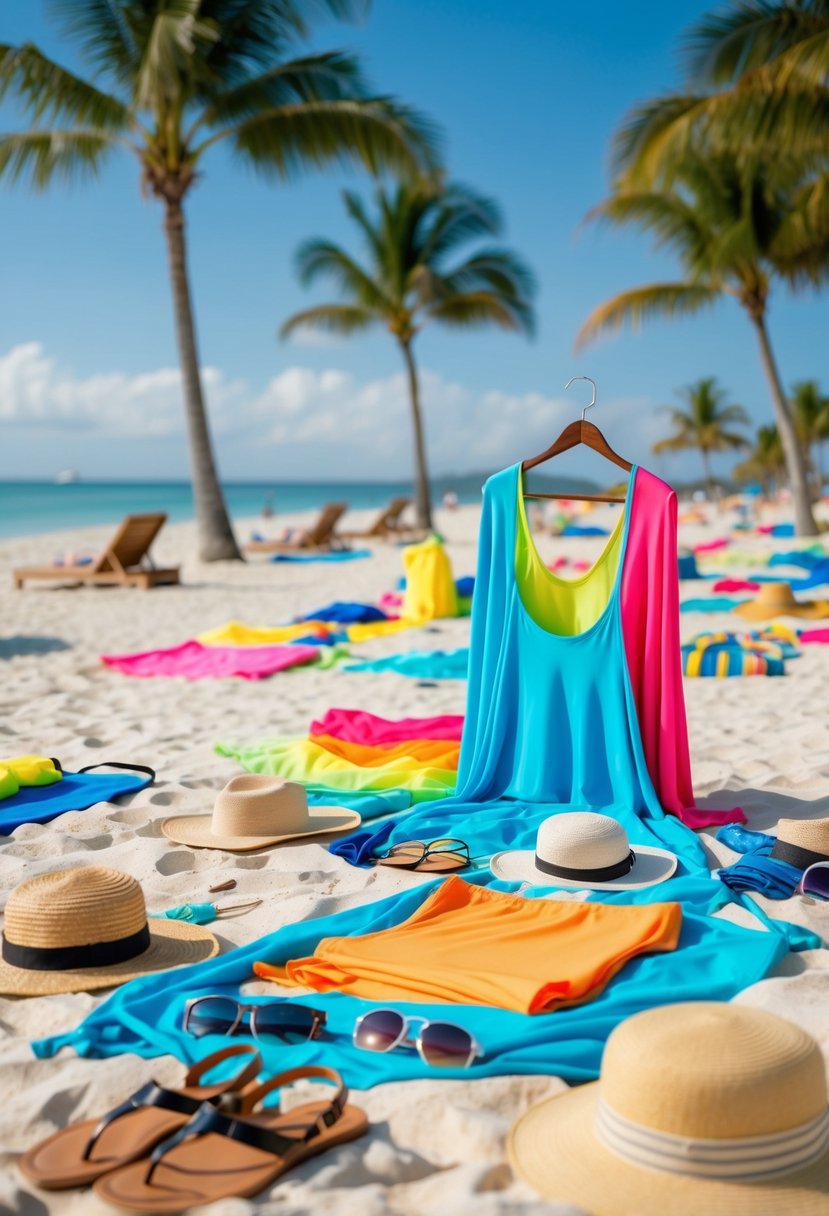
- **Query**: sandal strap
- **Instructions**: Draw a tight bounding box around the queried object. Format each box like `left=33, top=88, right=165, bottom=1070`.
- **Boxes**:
left=81, top=1045, right=261, bottom=1163
left=143, top=1066, right=348, bottom=1184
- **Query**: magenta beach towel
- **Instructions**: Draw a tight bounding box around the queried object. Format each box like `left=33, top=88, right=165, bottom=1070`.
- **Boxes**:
left=102, top=640, right=319, bottom=680
left=310, top=708, right=465, bottom=746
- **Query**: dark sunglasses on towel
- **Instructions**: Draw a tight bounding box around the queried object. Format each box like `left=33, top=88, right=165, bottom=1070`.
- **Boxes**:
left=353, top=1008, right=483, bottom=1067
left=183, top=996, right=326, bottom=1045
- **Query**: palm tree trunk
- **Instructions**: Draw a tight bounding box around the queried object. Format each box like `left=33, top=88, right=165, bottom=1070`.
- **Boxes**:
left=700, top=448, right=714, bottom=501
left=163, top=200, right=242, bottom=561
left=399, top=339, right=433, bottom=531
left=749, top=312, right=818, bottom=537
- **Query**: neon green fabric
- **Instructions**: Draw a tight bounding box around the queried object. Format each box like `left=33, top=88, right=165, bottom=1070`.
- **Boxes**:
left=515, top=481, right=625, bottom=636
left=0, top=756, right=62, bottom=802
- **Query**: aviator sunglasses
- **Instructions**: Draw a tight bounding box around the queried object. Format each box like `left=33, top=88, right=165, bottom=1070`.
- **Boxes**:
left=183, top=996, right=326, bottom=1045
left=353, top=1008, right=483, bottom=1068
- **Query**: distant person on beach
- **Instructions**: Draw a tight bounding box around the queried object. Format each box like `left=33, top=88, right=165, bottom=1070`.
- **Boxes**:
left=262, top=492, right=274, bottom=519
left=442, top=490, right=459, bottom=510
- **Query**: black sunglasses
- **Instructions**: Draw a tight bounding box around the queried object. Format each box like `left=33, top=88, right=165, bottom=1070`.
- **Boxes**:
left=183, top=996, right=326, bottom=1045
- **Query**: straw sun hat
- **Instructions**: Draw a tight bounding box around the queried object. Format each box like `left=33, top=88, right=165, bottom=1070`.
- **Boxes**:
left=0, top=866, right=218, bottom=997
left=490, top=812, right=677, bottom=890
left=733, top=581, right=829, bottom=622
left=509, top=1003, right=829, bottom=1215
left=770, top=818, right=829, bottom=871
left=161, top=774, right=360, bottom=852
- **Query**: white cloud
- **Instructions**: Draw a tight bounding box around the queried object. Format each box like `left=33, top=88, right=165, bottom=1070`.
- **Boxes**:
left=0, top=341, right=662, bottom=479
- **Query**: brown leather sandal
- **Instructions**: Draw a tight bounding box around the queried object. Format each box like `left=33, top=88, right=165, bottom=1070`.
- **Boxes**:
left=19, top=1044, right=262, bottom=1191
left=93, top=1065, right=367, bottom=1211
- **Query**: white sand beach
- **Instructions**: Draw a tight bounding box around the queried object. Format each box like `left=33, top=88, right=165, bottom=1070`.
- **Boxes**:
left=2, top=498, right=829, bottom=1216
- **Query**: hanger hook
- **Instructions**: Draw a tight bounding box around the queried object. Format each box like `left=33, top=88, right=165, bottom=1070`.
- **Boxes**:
left=565, top=376, right=597, bottom=421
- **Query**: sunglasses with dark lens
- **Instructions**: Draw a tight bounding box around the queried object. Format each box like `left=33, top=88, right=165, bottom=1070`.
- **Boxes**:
left=183, top=996, right=326, bottom=1045
left=798, top=861, right=829, bottom=902
left=353, top=1008, right=483, bottom=1068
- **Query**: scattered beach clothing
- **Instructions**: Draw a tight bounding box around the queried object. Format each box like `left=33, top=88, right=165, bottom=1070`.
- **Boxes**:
left=681, top=637, right=786, bottom=677
left=717, top=854, right=803, bottom=899
left=768, top=547, right=827, bottom=570
left=758, top=522, right=795, bottom=537
left=35, top=877, right=793, bottom=1088
left=216, top=735, right=457, bottom=801
left=561, top=524, right=609, bottom=537
left=345, top=617, right=421, bottom=642
left=0, top=755, right=62, bottom=801
left=401, top=535, right=459, bottom=622
left=344, top=648, right=469, bottom=680
left=713, top=578, right=761, bottom=593
left=161, top=775, right=360, bottom=851
left=254, top=876, right=682, bottom=1014
left=455, top=575, right=475, bottom=597
left=692, top=537, right=730, bottom=553
left=309, top=708, right=464, bottom=746
left=750, top=557, right=829, bottom=592
left=715, top=825, right=776, bottom=855
left=733, top=582, right=829, bottom=622
left=677, top=554, right=705, bottom=579
left=799, top=628, right=829, bottom=643
left=296, top=602, right=388, bottom=625
left=0, top=763, right=154, bottom=835
left=680, top=596, right=747, bottom=613
left=270, top=548, right=371, bottom=563
left=198, top=621, right=334, bottom=646
left=102, top=640, right=320, bottom=680
left=0, top=866, right=217, bottom=996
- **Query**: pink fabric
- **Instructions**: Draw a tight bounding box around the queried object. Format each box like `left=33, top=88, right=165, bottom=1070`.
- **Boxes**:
left=621, top=470, right=745, bottom=828
left=547, top=557, right=569, bottom=571
left=713, top=579, right=761, bottom=593
left=379, top=591, right=404, bottom=612
left=572, top=559, right=591, bottom=571
left=756, top=525, right=774, bottom=535
left=310, top=708, right=465, bottom=746
left=799, top=629, right=829, bottom=644
left=102, top=640, right=319, bottom=680
left=693, top=537, right=731, bottom=553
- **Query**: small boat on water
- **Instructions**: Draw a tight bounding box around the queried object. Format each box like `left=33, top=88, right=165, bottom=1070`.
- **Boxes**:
left=54, top=469, right=80, bottom=485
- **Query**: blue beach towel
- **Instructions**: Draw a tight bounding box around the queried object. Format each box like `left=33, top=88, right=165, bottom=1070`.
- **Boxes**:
left=680, top=596, right=747, bottom=613
left=344, top=648, right=470, bottom=680
left=297, top=602, right=387, bottom=625
left=0, top=763, right=155, bottom=836
left=271, top=550, right=371, bottom=564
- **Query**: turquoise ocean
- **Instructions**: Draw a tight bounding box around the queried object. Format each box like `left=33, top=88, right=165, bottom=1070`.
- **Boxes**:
left=0, top=477, right=486, bottom=540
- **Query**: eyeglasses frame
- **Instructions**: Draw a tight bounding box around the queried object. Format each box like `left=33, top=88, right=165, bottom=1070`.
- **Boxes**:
left=352, top=1008, right=483, bottom=1068
left=183, top=995, right=327, bottom=1043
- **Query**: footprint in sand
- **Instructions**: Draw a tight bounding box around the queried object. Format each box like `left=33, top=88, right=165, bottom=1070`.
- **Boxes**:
left=156, top=850, right=195, bottom=875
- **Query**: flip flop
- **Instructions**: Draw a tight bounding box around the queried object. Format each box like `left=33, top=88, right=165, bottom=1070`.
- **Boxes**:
left=19, top=1044, right=262, bottom=1191
left=93, top=1065, right=367, bottom=1211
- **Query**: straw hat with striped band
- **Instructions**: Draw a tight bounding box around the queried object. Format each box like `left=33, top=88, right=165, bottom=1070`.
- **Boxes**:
left=162, top=774, right=360, bottom=852
left=770, top=818, right=829, bottom=872
left=509, top=1003, right=829, bottom=1215
left=0, top=867, right=218, bottom=996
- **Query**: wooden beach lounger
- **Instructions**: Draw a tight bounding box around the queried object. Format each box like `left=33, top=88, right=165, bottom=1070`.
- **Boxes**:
left=340, top=497, right=425, bottom=542
left=13, top=513, right=180, bottom=590
left=244, top=501, right=348, bottom=554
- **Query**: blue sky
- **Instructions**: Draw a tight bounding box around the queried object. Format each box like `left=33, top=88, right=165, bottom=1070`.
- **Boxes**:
left=1, top=0, right=826, bottom=484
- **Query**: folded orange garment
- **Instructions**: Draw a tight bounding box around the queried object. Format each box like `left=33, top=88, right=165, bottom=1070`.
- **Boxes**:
left=309, top=734, right=460, bottom=770
left=254, top=876, right=682, bottom=1014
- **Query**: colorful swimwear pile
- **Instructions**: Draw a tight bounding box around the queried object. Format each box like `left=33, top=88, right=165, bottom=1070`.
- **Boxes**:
left=216, top=707, right=463, bottom=805
left=681, top=630, right=795, bottom=677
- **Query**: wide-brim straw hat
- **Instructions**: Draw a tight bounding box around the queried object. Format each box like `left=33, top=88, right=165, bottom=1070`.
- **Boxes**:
left=162, top=773, right=360, bottom=851
left=509, top=1003, right=829, bottom=1215
left=733, top=581, right=829, bottom=621
left=0, top=866, right=218, bottom=997
left=490, top=811, right=677, bottom=890
left=770, top=817, right=829, bottom=871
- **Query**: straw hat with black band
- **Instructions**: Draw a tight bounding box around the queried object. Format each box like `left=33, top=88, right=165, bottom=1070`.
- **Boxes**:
left=0, top=866, right=218, bottom=997
left=770, top=818, right=829, bottom=872
left=509, top=1002, right=829, bottom=1215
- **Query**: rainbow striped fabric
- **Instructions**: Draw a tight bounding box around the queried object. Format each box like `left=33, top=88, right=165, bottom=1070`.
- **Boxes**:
left=681, top=629, right=794, bottom=677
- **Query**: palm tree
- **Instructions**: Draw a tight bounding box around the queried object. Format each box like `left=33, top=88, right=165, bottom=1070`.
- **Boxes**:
left=0, top=2, right=438, bottom=560
left=734, top=424, right=786, bottom=500
left=576, top=153, right=823, bottom=535
left=791, top=379, right=829, bottom=492
left=280, top=181, right=536, bottom=529
left=652, top=377, right=748, bottom=498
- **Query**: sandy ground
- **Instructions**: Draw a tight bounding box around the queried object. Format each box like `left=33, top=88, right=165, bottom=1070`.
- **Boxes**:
left=1, top=495, right=829, bottom=1216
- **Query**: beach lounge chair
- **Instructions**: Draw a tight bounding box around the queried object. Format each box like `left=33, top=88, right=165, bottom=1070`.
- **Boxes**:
left=13, top=513, right=180, bottom=590
left=244, top=501, right=348, bottom=554
left=340, top=497, right=423, bottom=541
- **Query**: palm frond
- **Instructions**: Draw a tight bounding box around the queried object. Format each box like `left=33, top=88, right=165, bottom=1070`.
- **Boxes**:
left=135, top=0, right=219, bottom=112
left=47, top=0, right=139, bottom=81
left=280, top=303, right=376, bottom=337
left=587, top=190, right=710, bottom=264
left=685, top=2, right=829, bottom=85
left=419, top=186, right=503, bottom=261
left=436, top=248, right=537, bottom=310
left=576, top=283, right=720, bottom=350
left=426, top=290, right=534, bottom=333
left=0, top=43, right=131, bottom=130
left=200, top=52, right=369, bottom=127
left=293, top=238, right=392, bottom=309
left=219, top=97, right=441, bottom=178
left=0, top=129, right=117, bottom=187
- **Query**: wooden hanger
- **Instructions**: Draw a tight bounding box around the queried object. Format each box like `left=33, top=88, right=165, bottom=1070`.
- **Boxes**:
left=522, top=377, right=632, bottom=503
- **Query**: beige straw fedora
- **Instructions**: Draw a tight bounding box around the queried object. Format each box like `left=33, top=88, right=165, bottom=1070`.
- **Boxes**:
left=770, top=818, right=829, bottom=871
left=161, top=774, right=361, bottom=851
left=509, top=1003, right=829, bottom=1215
left=490, top=812, right=677, bottom=890
left=0, top=866, right=218, bottom=997
left=733, top=582, right=829, bottom=622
